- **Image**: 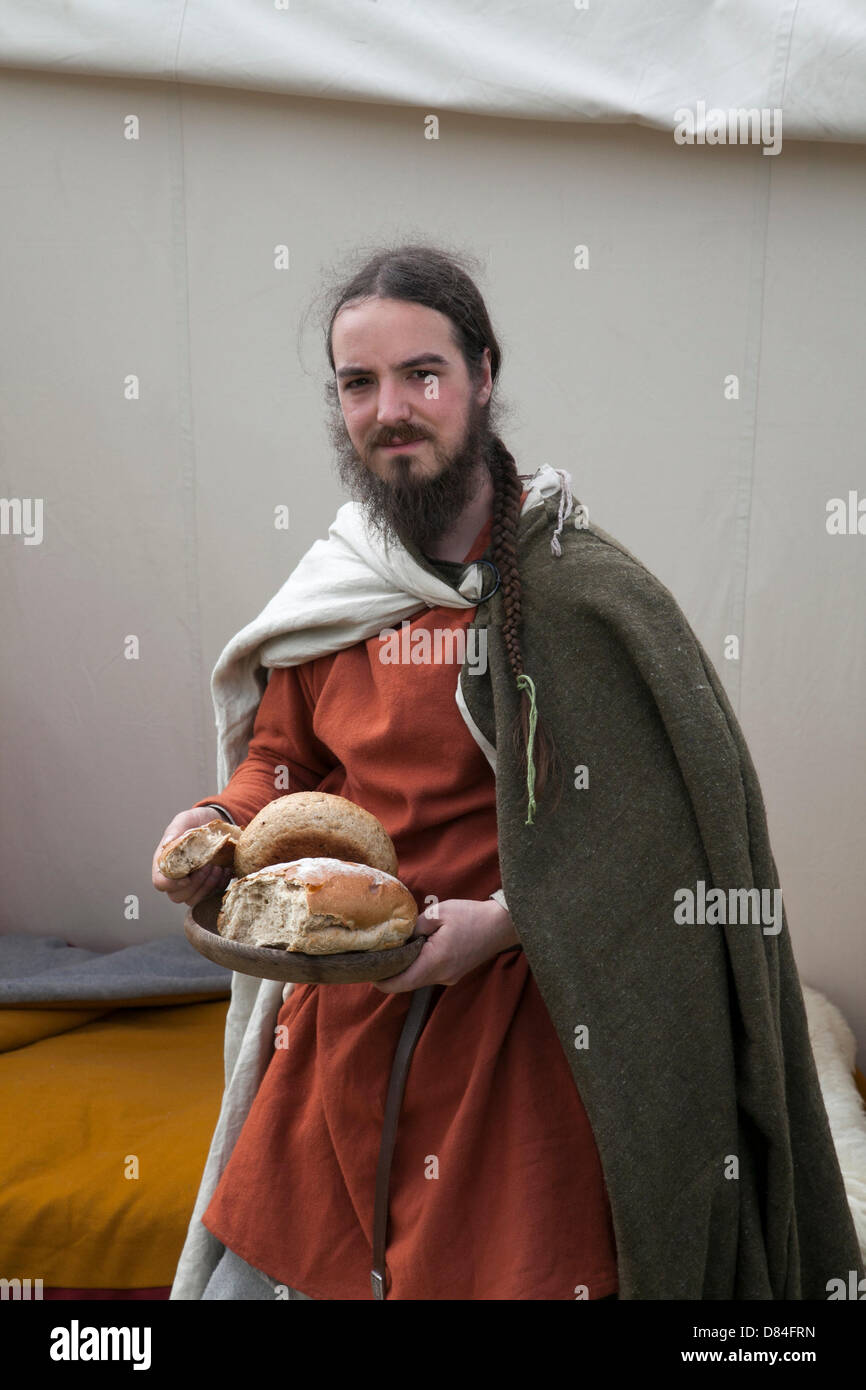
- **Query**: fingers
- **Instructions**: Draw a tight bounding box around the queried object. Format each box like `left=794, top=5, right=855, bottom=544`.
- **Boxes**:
left=151, top=825, right=189, bottom=892
left=187, top=864, right=232, bottom=906
left=414, top=901, right=444, bottom=936
left=152, top=808, right=230, bottom=896
left=164, top=863, right=231, bottom=907
left=152, top=862, right=183, bottom=893
left=373, top=935, right=434, bottom=993
left=152, top=809, right=235, bottom=901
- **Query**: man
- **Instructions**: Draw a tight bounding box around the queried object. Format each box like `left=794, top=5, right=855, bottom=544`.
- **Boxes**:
left=155, top=244, right=862, bottom=1301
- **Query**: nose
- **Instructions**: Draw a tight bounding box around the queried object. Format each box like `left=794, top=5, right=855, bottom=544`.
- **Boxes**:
left=374, top=376, right=413, bottom=427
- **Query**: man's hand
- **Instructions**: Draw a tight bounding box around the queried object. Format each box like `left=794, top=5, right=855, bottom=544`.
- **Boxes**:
left=372, top=898, right=521, bottom=994
left=151, top=807, right=234, bottom=908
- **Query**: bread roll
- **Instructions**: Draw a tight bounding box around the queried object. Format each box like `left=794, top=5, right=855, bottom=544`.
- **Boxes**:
left=217, top=857, right=417, bottom=954
left=159, top=819, right=242, bottom=878
left=234, top=792, right=398, bottom=878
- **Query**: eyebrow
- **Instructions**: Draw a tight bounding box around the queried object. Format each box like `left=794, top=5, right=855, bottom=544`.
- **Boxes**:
left=336, top=353, right=450, bottom=381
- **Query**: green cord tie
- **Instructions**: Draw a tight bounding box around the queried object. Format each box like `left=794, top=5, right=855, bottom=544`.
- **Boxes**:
left=515, top=672, right=538, bottom=826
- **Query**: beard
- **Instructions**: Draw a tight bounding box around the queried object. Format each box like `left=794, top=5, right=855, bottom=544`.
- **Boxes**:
left=327, top=393, right=494, bottom=552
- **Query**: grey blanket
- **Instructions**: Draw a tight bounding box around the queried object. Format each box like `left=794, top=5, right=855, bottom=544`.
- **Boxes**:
left=0, top=933, right=231, bottom=1005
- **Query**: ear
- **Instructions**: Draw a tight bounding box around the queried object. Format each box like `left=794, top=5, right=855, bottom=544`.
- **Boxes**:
left=477, top=346, right=493, bottom=405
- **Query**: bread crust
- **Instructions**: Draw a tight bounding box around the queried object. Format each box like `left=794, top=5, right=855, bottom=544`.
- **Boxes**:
left=234, top=792, right=399, bottom=878
left=159, top=819, right=242, bottom=878
left=217, top=857, right=418, bottom=953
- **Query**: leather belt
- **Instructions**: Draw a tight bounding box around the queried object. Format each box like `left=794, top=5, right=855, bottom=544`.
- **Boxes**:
left=371, top=983, right=437, bottom=1299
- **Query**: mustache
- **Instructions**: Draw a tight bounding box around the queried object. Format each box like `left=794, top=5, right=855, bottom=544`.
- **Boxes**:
left=373, top=429, right=429, bottom=447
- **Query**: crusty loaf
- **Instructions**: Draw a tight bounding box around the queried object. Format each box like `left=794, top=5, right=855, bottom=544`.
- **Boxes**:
left=234, top=792, right=398, bottom=878
left=159, top=819, right=242, bottom=878
left=217, top=858, right=417, bottom=954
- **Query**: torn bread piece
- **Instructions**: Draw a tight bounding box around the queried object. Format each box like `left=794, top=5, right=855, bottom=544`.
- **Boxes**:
left=217, top=858, right=418, bottom=954
left=159, top=819, right=242, bottom=879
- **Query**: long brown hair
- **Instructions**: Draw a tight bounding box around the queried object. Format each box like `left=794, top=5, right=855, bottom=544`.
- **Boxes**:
left=322, top=242, right=562, bottom=820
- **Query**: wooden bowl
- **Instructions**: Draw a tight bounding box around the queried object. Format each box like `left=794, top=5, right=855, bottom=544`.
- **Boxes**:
left=184, top=891, right=425, bottom=984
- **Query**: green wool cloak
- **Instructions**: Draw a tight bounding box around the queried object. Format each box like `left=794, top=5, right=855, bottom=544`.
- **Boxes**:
left=401, top=493, right=862, bottom=1300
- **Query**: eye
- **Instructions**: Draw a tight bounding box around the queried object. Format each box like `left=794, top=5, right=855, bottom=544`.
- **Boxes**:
left=342, top=369, right=437, bottom=391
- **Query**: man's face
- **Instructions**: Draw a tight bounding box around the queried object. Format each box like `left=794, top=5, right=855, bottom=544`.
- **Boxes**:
left=328, top=297, right=493, bottom=550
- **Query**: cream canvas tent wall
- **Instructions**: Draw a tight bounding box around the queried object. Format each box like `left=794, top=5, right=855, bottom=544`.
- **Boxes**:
left=1, top=0, right=864, bottom=1057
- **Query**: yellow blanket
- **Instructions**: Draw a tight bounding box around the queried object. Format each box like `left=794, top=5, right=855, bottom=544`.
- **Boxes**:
left=0, top=998, right=228, bottom=1288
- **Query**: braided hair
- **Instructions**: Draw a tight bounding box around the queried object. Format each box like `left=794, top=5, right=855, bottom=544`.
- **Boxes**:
left=486, top=435, right=563, bottom=820
left=321, top=241, right=562, bottom=820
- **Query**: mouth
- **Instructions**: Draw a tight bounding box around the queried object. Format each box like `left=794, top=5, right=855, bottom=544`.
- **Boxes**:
left=380, top=437, right=426, bottom=451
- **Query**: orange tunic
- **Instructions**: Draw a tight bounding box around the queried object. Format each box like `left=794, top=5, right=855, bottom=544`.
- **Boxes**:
left=194, top=514, right=618, bottom=1300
